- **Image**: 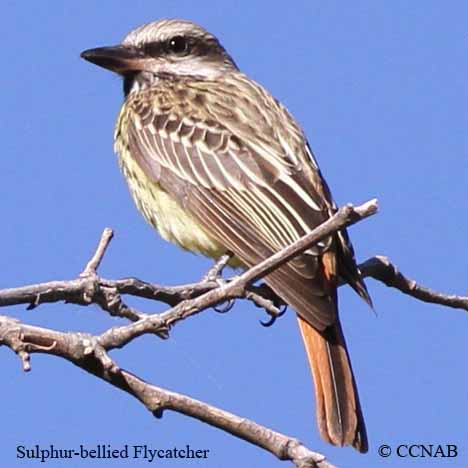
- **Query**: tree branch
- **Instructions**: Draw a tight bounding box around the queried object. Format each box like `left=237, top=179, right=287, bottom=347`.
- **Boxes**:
left=2, top=198, right=467, bottom=466
left=1, top=200, right=466, bottom=322
left=0, top=315, right=334, bottom=468
left=357, top=256, right=468, bottom=310
left=81, top=227, right=114, bottom=276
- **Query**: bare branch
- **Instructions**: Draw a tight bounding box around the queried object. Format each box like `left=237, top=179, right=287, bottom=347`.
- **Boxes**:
left=232, top=199, right=378, bottom=286
left=81, top=228, right=114, bottom=276
left=81, top=201, right=380, bottom=349
left=1, top=198, right=466, bottom=338
left=2, top=198, right=468, bottom=466
left=0, top=316, right=334, bottom=468
left=358, top=256, right=468, bottom=311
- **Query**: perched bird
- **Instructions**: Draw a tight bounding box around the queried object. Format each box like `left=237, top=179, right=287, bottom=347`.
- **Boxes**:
left=81, top=19, right=371, bottom=452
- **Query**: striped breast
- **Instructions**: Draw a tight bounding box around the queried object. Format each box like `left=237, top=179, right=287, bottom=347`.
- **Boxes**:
left=114, top=108, right=233, bottom=261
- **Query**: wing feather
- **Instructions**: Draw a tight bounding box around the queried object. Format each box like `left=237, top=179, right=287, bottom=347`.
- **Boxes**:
left=116, top=77, right=370, bottom=328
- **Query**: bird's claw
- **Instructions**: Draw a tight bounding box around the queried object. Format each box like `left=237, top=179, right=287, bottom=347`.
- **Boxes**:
left=260, top=303, right=288, bottom=327
left=214, top=299, right=235, bottom=314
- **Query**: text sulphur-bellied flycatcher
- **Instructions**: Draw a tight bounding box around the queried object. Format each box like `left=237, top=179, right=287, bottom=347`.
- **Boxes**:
left=81, top=19, right=371, bottom=452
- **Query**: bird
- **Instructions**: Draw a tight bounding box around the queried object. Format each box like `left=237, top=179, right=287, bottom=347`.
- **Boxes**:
left=81, top=19, right=371, bottom=452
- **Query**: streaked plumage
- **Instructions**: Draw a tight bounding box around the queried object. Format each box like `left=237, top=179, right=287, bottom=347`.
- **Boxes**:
left=81, top=19, right=371, bottom=452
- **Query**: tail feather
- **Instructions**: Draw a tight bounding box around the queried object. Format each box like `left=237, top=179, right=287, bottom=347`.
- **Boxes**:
left=260, top=244, right=369, bottom=452
left=297, top=315, right=368, bottom=452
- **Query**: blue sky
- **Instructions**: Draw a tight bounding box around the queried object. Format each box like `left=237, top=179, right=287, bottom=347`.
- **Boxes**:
left=2, top=1, right=467, bottom=467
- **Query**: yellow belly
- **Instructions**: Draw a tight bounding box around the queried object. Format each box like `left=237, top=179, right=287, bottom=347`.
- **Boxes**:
left=117, top=151, right=239, bottom=264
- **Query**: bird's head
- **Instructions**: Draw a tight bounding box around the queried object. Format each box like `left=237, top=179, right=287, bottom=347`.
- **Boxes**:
left=81, top=19, right=238, bottom=95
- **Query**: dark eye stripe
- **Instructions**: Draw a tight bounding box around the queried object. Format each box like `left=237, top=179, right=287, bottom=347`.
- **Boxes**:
left=141, top=36, right=224, bottom=62
left=142, top=37, right=191, bottom=57
left=143, top=41, right=165, bottom=56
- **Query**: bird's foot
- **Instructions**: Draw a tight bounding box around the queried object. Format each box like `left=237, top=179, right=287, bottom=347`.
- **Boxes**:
left=201, top=254, right=236, bottom=313
left=259, top=302, right=288, bottom=327
left=213, top=298, right=235, bottom=314
left=244, top=283, right=288, bottom=327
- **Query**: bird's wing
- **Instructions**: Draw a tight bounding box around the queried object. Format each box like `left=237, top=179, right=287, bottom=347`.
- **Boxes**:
left=116, top=76, right=361, bottom=329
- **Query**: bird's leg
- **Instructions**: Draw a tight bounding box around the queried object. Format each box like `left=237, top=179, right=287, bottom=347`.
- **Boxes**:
left=201, top=252, right=235, bottom=313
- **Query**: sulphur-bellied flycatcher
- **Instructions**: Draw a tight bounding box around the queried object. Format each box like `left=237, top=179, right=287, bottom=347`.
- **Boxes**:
left=81, top=19, right=371, bottom=452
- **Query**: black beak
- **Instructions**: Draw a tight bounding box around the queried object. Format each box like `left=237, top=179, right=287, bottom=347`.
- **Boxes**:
left=80, top=45, right=146, bottom=74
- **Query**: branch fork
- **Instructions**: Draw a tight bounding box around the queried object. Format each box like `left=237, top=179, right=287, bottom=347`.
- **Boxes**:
left=1, top=198, right=467, bottom=467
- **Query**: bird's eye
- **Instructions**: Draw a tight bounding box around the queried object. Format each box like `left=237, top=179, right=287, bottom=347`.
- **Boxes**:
left=167, top=36, right=189, bottom=55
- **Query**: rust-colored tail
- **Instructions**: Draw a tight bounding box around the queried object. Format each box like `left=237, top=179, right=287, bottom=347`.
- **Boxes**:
left=297, top=315, right=368, bottom=453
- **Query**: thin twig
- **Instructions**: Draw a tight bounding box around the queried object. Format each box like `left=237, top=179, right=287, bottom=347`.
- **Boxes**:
left=202, top=253, right=232, bottom=282
left=358, top=256, right=468, bottom=310
left=81, top=228, right=114, bottom=276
